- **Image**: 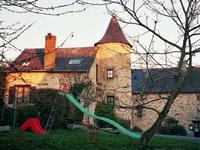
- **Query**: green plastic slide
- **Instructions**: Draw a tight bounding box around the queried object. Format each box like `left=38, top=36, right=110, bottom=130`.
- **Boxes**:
left=59, top=92, right=141, bottom=139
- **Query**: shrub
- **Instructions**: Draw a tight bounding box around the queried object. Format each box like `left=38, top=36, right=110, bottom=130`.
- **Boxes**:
left=132, top=126, right=143, bottom=132
left=70, top=82, right=89, bottom=99
left=30, top=88, right=84, bottom=128
left=174, top=124, right=187, bottom=136
left=116, top=118, right=130, bottom=129
left=0, top=108, right=13, bottom=126
left=95, top=101, right=115, bottom=128
left=163, top=117, right=178, bottom=127
left=0, top=69, right=6, bottom=105
left=0, top=106, right=37, bottom=127
left=159, top=126, right=174, bottom=135
left=16, top=105, right=39, bottom=126
left=66, top=81, right=92, bottom=123
left=30, top=89, right=69, bottom=128
left=65, top=99, right=83, bottom=123
left=158, top=117, right=187, bottom=136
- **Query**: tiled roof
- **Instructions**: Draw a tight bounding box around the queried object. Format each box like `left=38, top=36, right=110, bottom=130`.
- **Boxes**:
left=56, top=47, right=98, bottom=57
left=95, top=16, right=132, bottom=47
left=132, top=68, right=200, bottom=93
left=10, top=46, right=98, bottom=72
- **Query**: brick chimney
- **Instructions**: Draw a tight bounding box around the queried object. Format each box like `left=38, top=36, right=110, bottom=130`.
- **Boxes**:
left=44, top=33, right=56, bottom=70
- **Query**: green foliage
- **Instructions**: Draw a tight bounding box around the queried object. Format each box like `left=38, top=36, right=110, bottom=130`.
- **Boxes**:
left=30, top=88, right=69, bottom=128
left=132, top=126, right=143, bottom=132
left=116, top=118, right=130, bottom=129
left=30, top=88, right=84, bottom=128
left=158, top=117, right=187, bottom=136
left=65, top=98, right=83, bottom=123
left=0, top=129, right=199, bottom=150
left=0, top=108, right=13, bottom=126
left=0, top=69, right=6, bottom=115
left=175, top=124, right=187, bottom=136
left=95, top=101, right=115, bottom=128
left=163, top=117, right=178, bottom=127
left=67, top=81, right=92, bottom=122
left=16, top=106, right=39, bottom=126
left=70, top=82, right=90, bottom=99
left=0, top=105, right=39, bottom=126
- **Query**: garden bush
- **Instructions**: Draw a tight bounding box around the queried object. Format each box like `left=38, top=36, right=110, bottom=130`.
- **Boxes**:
left=0, top=107, right=13, bottom=126
left=158, top=117, right=187, bottom=136
left=30, top=89, right=72, bottom=128
left=174, top=124, right=187, bottom=136
left=95, top=101, right=115, bottom=128
left=30, top=88, right=84, bottom=128
left=132, top=126, right=143, bottom=132
left=0, top=106, right=37, bottom=127
left=116, top=118, right=130, bottom=129
left=16, top=105, right=39, bottom=126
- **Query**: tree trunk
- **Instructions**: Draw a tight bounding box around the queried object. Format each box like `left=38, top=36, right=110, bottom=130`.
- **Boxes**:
left=139, top=61, right=188, bottom=149
left=139, top=96, right=177, bottom=150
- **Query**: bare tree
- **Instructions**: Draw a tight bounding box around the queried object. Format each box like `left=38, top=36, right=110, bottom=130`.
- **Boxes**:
left=73, top=0, right=200, bottom=149
left=108, top=0, right=200, bottom=149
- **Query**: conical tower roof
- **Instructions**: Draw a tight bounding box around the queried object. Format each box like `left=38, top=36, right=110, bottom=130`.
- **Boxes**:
left=95, top=16, right=132, bottom=47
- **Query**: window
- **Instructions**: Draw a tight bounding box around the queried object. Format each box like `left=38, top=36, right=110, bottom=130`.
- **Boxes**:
left=68, top=59, right=81, bottom=65
left=136, top=105, right=143, bottom=117
left=107, top=96, right=115, bottom=107
left=22, top=61, right=30, bottom=66
left=15, top=86, right=31, bottom=104
left=107, top=69, right=114, bottom=79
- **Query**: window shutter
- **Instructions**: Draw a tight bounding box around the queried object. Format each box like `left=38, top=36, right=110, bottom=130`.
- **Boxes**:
left=8, top=87, right=15, bottom=104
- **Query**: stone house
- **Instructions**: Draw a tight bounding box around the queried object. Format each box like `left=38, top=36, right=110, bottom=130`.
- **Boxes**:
left=4, top=16, right=200, bottom=136
left=132, top=68, right=200, bottom=136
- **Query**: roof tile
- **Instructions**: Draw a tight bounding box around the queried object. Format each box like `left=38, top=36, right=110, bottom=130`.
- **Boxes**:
left=95, top=16, right=132, bottom=47
left=10, top=46, right=98, bottom=72
left=132, top=68, right=200, bottom=93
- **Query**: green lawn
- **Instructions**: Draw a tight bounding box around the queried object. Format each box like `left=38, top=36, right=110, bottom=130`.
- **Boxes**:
left=0, top=129, right=199, bottom=150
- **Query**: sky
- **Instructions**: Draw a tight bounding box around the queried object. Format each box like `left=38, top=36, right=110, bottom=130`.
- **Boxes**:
left=1, top=1, right=200, bottom=67
left=1, top=3, right=110, bottom=60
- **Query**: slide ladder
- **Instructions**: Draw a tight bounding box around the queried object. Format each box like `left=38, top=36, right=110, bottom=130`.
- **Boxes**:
left=45, top=83, right=69, bottom=132
left=45, top=108, right=56, bottom=132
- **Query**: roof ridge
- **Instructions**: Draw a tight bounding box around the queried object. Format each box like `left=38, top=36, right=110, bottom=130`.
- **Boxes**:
left=57, top=46, right=97, bottom=50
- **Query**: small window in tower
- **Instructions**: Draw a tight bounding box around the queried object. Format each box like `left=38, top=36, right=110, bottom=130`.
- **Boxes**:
left=107, top=96, right=115, bottom=107
left=69, top=59, right=81, bottom=65
left=107, top=69, right=114, bottom=79
left=136, top=105, right=143, bottom=117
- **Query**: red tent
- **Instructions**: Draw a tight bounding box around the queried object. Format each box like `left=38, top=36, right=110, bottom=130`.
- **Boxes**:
left=19, top=118, right=46, bottom=134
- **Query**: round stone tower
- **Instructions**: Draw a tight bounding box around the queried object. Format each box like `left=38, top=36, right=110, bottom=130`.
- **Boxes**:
left=95, top=16, right=133, bottom=127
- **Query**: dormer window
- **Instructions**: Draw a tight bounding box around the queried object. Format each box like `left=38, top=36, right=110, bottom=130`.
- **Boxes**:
left=22, top=62, right=30, bottom=66
left=68, top=59, right=81, bottom=65
left=107, top=69, right=114, bottom=79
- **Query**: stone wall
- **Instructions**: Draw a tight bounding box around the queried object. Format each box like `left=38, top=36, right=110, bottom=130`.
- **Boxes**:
left=96, top=43, right=133, bottom=123
left=132, top=93, right=200, bottom=136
